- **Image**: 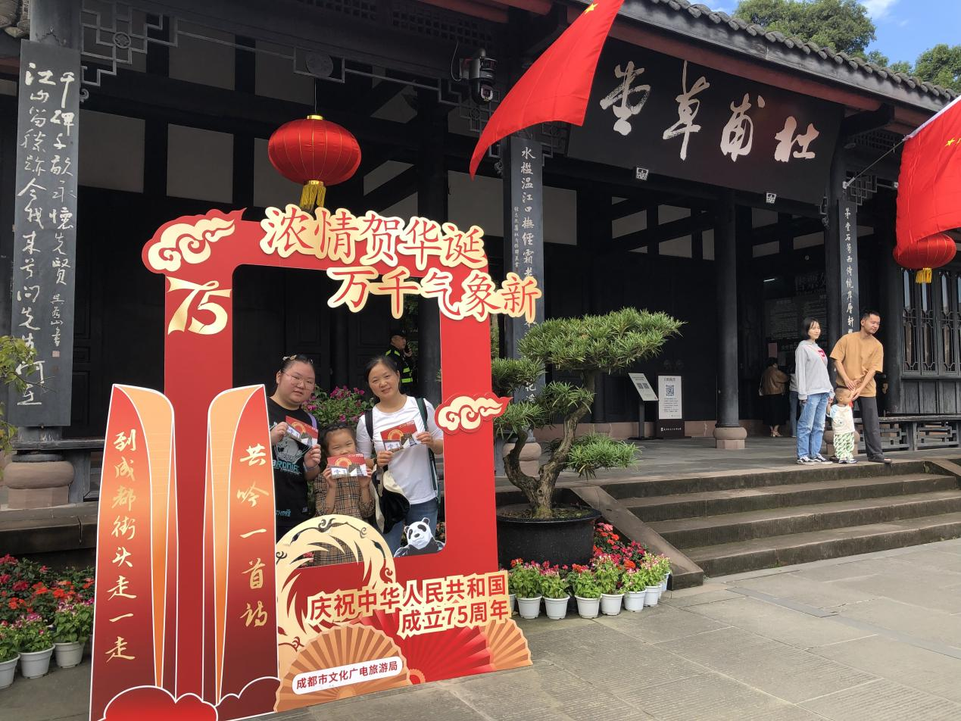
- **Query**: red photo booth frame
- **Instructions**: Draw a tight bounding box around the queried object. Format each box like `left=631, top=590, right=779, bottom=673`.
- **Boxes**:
left=89, top=205, right=537, bottom=720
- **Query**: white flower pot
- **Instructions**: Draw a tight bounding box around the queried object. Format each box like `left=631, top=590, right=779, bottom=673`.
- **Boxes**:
left=509, top=593, right=516, bottom=615
left=54, top=641, right=85, bottom=669
left=660, top=575, right=669, bottom=592
left=517, top=596, right=542, bottom=619
left=0, top=655, right=19, bottom=689
left=600, top=593, right=624, bottom=616
left=544, top=596, right=570, bottom=620
left=644, top=586, right=660, bottom=607
left=19, top=647, right=53, bottom=679
left=575, top=595, right=600, bottom=619
left=624, top=591, right=646, bottom=612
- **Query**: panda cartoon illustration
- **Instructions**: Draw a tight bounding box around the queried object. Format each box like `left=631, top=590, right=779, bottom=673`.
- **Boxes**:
left=393, top=518, right=445, bottom=557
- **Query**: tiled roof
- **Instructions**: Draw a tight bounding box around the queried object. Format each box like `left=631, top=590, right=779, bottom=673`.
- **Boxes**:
left=639, top=0, right=956, bottom=100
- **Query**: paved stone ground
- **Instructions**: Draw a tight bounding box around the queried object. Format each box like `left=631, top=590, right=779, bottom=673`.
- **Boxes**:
left=12, top=537, right=961, bottom=720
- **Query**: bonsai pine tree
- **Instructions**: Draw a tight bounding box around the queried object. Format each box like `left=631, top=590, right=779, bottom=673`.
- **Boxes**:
left=493, top=308, right=682, bottom=519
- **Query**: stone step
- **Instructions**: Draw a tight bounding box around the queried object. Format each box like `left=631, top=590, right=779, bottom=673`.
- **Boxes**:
left=600, top=460, right=930, bottom=501
left=686, top=512, right=961, bottom=577
left=623, top=474, right=958, bottom=521
left=651, top=490, right=961, bottom=548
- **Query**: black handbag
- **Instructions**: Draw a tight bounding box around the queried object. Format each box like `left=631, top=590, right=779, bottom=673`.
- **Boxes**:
left=373, top=470, right=409, bottom=533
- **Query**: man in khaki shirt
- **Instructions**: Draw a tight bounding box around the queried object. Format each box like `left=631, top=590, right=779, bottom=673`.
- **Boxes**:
left=829, top=310, right=891, bottom=463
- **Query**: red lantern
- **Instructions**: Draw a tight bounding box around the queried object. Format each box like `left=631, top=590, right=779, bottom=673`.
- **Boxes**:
left=267, top=115, right=362, bottom=211
left=894, top=233, right=957, bottom=284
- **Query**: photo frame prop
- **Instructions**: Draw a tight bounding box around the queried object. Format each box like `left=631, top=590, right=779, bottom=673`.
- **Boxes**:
left=90, top=206, right=538, bottom=720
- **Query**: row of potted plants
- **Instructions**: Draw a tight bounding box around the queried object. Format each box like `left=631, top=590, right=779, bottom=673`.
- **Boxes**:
left=0, top=600, right=93, bottom=687
left=0, top=554, right=96, bottom=689
left=508, top=553, right=671, bottom=621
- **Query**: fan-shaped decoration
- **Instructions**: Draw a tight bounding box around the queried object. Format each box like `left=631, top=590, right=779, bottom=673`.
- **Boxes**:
left=275, top=625, right=410, bottom=712
left=354, top=610, right=494, bottom=683
left=267, top=115, right=362, bottom=211
left=482, top=619, right=532, bottom=671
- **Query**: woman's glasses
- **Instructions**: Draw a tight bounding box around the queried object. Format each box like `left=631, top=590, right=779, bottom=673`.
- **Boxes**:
left=282, top=372, right=315, bottom=389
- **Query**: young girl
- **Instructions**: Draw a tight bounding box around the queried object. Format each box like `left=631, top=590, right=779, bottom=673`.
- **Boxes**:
left=356, top=355, right=444, bottom=554
left=829, top=388, right=857, bottom=464
left=315, top=422, right=375, bottom=520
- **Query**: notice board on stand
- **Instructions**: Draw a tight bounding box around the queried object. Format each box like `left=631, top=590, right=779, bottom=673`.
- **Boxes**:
left=656, top=375, right=684, bottom=438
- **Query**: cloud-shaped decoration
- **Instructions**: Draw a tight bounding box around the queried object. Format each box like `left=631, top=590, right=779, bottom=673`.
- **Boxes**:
left=146, top=210, right=242, bottom=273
left=98, top=686, right=217, bottom=721
left=435, top=395, right=510, bottom=435
left=216, top=676, right=280, bottom=720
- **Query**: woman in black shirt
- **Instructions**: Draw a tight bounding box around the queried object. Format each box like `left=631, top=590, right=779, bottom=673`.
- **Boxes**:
left=268, top=354, right=322, bottom=540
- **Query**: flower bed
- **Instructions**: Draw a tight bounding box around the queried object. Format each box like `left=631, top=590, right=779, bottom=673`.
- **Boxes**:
left=0, top=555, right=95, bottom=681
left=505, top=523, right=671, bottom=620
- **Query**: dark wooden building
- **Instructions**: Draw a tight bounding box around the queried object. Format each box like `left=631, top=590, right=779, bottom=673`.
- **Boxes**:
left=0, top=0, right=956, bottom=471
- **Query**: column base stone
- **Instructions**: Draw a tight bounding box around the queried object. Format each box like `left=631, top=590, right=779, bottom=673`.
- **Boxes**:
left=713, top=426, right=747, bottom=450
left=4, top=460, right=73, bottom=510
left=503, top=440, right=542, bottom=477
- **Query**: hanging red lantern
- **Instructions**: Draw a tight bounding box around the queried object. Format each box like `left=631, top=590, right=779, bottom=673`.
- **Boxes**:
left=893, top=233, right=956, bottom=284
left=267, top=115, right=362, bottom=211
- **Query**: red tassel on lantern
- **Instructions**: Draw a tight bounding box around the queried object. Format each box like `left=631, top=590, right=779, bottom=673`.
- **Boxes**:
left=267, top=115, right=362, bottom=211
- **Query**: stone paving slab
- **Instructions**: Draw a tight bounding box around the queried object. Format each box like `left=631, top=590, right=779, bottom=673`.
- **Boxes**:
left=685, top=595, right=874, bottom=649
left=799, top=678, right=961, bottom=720
left=833, top=572, right=961, bottom=613
left=811, top=634, right=961, bottom=704
left=592, top=601, right=730, bottom=644
left=727, top=570, right=879, bottom=609
left=833, top=597, right=961, bottom=648
left=657, top=625, right=878, bottom=703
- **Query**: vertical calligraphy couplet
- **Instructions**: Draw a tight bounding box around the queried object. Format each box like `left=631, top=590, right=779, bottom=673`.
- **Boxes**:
left=204, top=386, right=278, bottom=704
left=838, top=200, right=860, bottom=336
left=9, top=40, right=80, bottom=426
left=91, top=386, right=175, bottom=721
left=502, top=135, right=545, bottom=399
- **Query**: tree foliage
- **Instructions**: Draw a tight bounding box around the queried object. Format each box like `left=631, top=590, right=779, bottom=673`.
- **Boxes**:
left=734, top=0, right=875, bottom=56
left=0, top=336, right=37, bottom=464
left=913, top=45, right=961, bottom=92
left=493, top=308, right=682, bottom=518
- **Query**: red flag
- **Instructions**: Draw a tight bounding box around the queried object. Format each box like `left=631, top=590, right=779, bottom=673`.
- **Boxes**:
left=469, top=0, right=624, bottom=177
left=895, top=95, right=961, bottom=273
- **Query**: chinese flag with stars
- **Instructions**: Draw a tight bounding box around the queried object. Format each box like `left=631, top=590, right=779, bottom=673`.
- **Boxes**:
left=895, top=95, right=961, bottom=271
left=469, top=0, right=624, bottom=177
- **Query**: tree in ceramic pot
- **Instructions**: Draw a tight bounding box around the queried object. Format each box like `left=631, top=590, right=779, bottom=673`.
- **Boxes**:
left=0, top=622, right=20, bottom=689
left=568, top=565, right=602, bottom=619
left=493, top=309, right=682, bottom=520
left=14, top=614, right=53, bottom=679
left=508, top=561, right=543, bottom=620
left=53, top=599, right=93, bottom=668
left=539, top=565, right=571, bottom=620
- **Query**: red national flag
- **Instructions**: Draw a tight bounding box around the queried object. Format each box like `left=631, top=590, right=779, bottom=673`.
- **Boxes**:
left=469, top=0, right=624, bottom=177
left=895, top=95, right=961, bottom=272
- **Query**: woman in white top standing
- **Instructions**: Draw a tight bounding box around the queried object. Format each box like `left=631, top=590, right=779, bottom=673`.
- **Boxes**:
left=795, top=318, right=834, bottom=464
left=356, top=355, right=444, bottom=553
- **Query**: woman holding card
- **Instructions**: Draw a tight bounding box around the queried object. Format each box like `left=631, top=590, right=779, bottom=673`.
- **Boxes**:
left=269, top=354, right=322, bottom=541
left=357, top=355, right=444, bottom=553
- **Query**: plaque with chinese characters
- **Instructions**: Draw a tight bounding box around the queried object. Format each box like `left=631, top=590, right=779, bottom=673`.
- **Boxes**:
left=9, top=41, right=80, bottom=426
left=568, top=40, right=842, bottom=205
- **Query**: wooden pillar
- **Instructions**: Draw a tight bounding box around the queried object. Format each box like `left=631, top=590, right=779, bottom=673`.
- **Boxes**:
left=713, top=190, right=747, bottom=449
left=416, top=89, right=446, bottom=404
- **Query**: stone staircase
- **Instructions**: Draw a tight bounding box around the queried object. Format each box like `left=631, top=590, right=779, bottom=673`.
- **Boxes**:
left=603, top=460, right=961, bottom=578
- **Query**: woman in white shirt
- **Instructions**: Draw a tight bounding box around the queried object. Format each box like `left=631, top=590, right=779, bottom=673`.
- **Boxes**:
left=794, top=318, right=834, bottom=464
left=356, top=355, right=444, bottom=553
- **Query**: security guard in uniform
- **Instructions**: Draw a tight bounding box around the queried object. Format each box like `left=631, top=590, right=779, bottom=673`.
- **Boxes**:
left=385, top=329, right=416, bottom=395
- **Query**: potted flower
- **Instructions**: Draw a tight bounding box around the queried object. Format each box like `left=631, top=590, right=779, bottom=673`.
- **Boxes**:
left=568, top=565, right=602, bottom=619
left=655, top=554, right=672, bottom=595
left=621, top=568, right=648, bottom=612
left=509, top=561, right=543, bottom=619
left=594, top=556, right=624, bottom=616
left=52, top=599, right=93, bottom=668
left=539, top=565, right=570, bottom=620
left=641, top=559, right=661, bottom=607
left=14, top=614, right=53, bottom=679
left=493, top=310, right=682, bottom=568
left=0, top=622, right=19, bottom=689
